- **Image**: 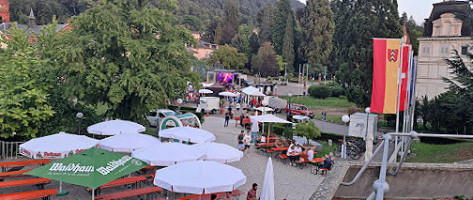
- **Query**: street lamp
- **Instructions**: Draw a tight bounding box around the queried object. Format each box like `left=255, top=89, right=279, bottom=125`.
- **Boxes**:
left=76, top=112, right=84, bottom=134
left=287, top=93, right=292, bottom=121
left=176, top=98, right=183, bottom=114
left=341, top=115, right=350, bottom=159
left=365, top=107, right=370, bottom=139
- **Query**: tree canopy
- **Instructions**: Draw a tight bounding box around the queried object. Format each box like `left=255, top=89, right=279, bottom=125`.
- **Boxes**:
left=207, top=44, right=248, bottom=70
left=251, top=42, right=279, bottom=77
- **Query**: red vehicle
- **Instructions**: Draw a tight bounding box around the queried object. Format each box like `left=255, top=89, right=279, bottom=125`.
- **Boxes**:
left=285, top=104, right=315, bottom=118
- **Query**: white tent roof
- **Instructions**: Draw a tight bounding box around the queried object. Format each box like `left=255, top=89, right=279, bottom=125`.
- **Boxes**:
left=248, top=90, right=266, bottom=97
left=154, top=161, right=246, bottom=194
left=199, top=89, right=213, bottom=94
left=255, top=107, right=274, bottom=112
left=87, top=119, right=146, bottom=135
left=132, top=143, right=204, bottom=166
left=250, top=114, right=292, bottom=124
left=98, top=133, right=160, bottom=153
left=218, top=92, right=237, bottom=97
left=241, top=86, right=259, bottom=95
left=159, top=127, right=216, bottom=144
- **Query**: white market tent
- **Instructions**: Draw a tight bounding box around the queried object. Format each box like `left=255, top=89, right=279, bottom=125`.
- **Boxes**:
left=98, top=133, right=160, bottom=153
left=250, top=114, right=292, bottom=138
left=87, top=119, right=146, bottom=135
left=199, top=89, right=213, bottom=94
left=218, top=91, right=237, bottom=97
left=19, top=132, right=98, bottom=159
left=158, top=127, right=216, bottom=144
left=191, top=143, right=243, bottom=164
left=132, top=143, right=205, bottom=166
left=154, top=161, right=246, bottom=194
left=248, top=90, right=266, bottom=97
left=255, top=107, right=274, bottom=115
left=241, top=86, right=259, bottom=95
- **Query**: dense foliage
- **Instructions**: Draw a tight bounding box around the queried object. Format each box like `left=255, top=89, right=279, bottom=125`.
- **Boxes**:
left=207, top=45, right=248, bottom=70
left=308, top=85, right=332, bottom=99
left=293, top=121, right=321, bottom=142
left=251, top=42, right=279, bottom=77
left=9, top=0, right=88, bottom=24
left=331, top=0, right=402, bottom=107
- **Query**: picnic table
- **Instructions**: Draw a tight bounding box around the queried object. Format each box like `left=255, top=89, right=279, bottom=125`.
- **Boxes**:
left=0, top=159, right=50, bottom=172
left=0, top=169, right=33, bottom=179
left=0, top=188, right=58, bottom=200
left=178, top=190, right=243, bottom=200
left=94, top=186, right=163, bottom=200
left=0, top=178, right=51, bottom=190
left=89, top=175, right=149, bottom=195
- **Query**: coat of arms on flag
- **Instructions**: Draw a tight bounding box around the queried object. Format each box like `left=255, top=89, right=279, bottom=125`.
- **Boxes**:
left=387, top=49, right=399, bottom=62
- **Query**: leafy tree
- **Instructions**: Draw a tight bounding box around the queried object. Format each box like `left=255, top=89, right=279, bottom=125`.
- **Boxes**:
left=248, top=32, right=260, bottom=55
left=251, top=42, right=279, bottom=77
left=276, top=55, right=287, bottom=72
left=308, top=85, right=331, bottom=99
left=231, top=25, right=252, bottom=58
left=300, top=0, right=334, bottom=65
left=282, top=15, right=295, bottom=69
left=293, top=121, right=321, bottom=142
left=9, top=0, right=87, bottom=24
left=201, top=19, right=218, bottom=43
left=215, top=0, right=240, bottom=45
left=400, top=12, right=423, bottom=55
left=332, top=0, right=402, bottom=107
left=271, top=0, right=295, bottom=55
left=0, top=25, right=55, bottom=139
left=208, top=45, right=248, bottom=70
left=55, top=0, right=198, bottom=124
left=257, top=3, right=274, bottom=45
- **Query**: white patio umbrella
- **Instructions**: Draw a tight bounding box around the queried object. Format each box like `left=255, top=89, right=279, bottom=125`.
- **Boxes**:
left=260, top=158, right=275, bottom=200
left=158, top=127, right=216, bottom=144
left=132, top=143, right=204, bottom=166
left=218, top=91, right=237, bottom=97
left=199, top=89, right=213, bottom=94
left=249, top=90, right=266, bottom=97
left=87, top=119, right=146, bottom=135
left=192, top=143, right=243, bottom=163
left=98, top=133, right=160, bottom=153
left=19, top=132, right=98, bottom=159
left=154, top=161, right=246, bottom=194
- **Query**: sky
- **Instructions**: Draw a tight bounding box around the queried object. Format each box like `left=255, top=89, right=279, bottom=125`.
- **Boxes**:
left=296, top=0, right=447, bottom=25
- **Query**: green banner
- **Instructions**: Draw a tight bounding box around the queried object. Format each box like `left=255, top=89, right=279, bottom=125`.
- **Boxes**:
left=26, top=147, right=147, bottom=189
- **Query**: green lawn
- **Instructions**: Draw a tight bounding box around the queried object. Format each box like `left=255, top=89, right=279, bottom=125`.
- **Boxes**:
left=280, top=96, right=355, bottom=109
left=316, top=141, right=339, bottom=158
left=314, top=115, right=343, bottom=124
left=405, top=141, right=473, bottom=163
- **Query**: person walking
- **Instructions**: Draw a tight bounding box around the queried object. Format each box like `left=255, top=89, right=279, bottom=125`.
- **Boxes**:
left=243, top=130, right=252, bottom=156
left=247, top=183, right=258, bottom=200
left=224, top=109, right=231, bottom=127
left=238, top=130, right=245, bottom=151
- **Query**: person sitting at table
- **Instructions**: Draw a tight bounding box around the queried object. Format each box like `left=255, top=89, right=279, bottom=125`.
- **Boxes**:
left=274, top=139, right=283, bottom=148
left=295, top=144, right=303, bottom=155
left=287, top=145, right=298, bottom=166
left=281, top=138, right=289, bottom=147
left=307, top=147, right=315, bottom=161
left=319, top=154, right=333, bottom=171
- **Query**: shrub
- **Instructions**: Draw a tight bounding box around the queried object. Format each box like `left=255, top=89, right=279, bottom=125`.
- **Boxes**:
left=329, top=85, right=345, bottom=97
left=308, top=85, right=332, bottom=99
left=293, top=121, right=321, bottom=141
left=348, top=106, right=362, bottom=115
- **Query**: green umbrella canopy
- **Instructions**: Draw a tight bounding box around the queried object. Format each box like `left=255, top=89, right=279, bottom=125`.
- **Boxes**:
left=26, top=147, right=147, bottom=189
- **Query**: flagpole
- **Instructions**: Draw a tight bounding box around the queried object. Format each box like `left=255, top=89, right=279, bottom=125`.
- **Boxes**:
left=409, top=56, right=418, bottom=132
left=402, top=46, right=413, bottom=153
left=394, top=38, right=405, bottom=163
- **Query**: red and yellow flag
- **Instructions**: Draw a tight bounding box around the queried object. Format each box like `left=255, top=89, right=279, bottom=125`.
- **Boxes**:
left=371, top=39, right=402, bottom=114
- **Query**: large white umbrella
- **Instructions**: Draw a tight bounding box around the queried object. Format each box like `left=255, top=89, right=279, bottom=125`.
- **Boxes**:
left=241, top=86, right=259, bottom=95
left=192, top=143, right=243, bottom=163
left=19, top=132, right=98, bottom=159
left=158, top=127, right=216, bottom=144
left=87, top=119, right=146, bottom=135
left=98, top=133, right=160, bottom=153
left=260, top=158, right=275, bottom=200
left=199, top=89, right=213, bottom=94
left=218, top=91, right=237, bottom=97
left=132, top=143, right=204, bottom=166
left=249, top=90, right=266, bottom=97
left=154, top=161, right=246, bottom=194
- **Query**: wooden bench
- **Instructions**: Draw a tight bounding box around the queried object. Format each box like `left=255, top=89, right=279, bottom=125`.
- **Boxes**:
left=138, top=166, right=157, bottom=174
left=94, top=187, right=163, bottom=200
left=0, top=159, right=50, bottom=172
left=0, top=188, right=58, bottom=200
left=89, top=175, right=149, bottom=194
left=0, top=169, right=33, bottom=179
left=0, top=178, right=51, bottom=190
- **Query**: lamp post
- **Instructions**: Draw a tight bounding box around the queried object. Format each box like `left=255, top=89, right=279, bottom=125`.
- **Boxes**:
left=76, top=112, right=84, bottom=135
left=364, top=107, right=373, bottom=161
left=287, top=93, right=292, bottom=121
left=341, top=115, right=350, bottom=159
left=176, top=98, right=183, bottom=115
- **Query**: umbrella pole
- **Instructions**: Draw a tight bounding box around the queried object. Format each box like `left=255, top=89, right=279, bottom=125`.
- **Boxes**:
left=56, top=181, right=69, bottom=196
left=92, top=189, right=94, bottom=200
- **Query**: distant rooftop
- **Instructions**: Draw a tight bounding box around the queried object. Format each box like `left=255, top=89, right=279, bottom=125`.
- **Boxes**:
left=423, top=0, right=472, bottom=37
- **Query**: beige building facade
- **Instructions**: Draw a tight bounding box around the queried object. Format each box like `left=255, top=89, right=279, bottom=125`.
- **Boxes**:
left=416, top=1, right=472, bottom=99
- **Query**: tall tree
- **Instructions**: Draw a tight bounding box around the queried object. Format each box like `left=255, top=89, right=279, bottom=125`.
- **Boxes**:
left=251, top=42, right=279, bottom=77
left=55, top=0, right=199, bottom=124
left=257, top=3, right=274, bottom=45
left=207, top=45, right=248, bottom=70
left=332, top=0, right=402, bottom=107
left=282, top=15, right=295, bottom=69
left=271, top=0, right=295, bottom=55
left=215, top=0, right=240, bottom=45
left=300, top=0, right=334, bottom=65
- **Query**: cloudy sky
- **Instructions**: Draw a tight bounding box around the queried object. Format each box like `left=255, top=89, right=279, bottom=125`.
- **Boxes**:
left=297, top=0, right=447, bottom=25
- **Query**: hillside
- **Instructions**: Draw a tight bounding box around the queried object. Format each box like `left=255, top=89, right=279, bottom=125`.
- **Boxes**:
left=176, top=0, right=305, bottom=31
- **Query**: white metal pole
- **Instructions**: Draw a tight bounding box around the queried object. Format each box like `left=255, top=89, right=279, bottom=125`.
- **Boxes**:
left=394, top=39, right=405, bottom=163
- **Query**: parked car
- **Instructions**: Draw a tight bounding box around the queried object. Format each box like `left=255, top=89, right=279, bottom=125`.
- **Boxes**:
left=285, top=103, right=315, bottom=118
left=146, top=109, right=176, bottom=127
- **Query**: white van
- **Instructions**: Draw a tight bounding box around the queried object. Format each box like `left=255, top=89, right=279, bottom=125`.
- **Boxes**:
left=146, top=109, right=176, bottom=127
left=197, top=97, right=220, bottom=114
